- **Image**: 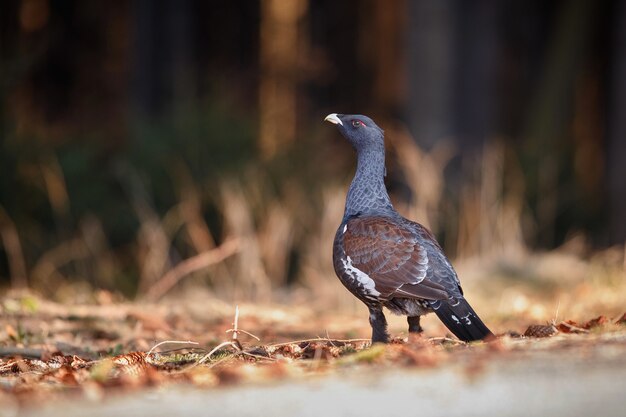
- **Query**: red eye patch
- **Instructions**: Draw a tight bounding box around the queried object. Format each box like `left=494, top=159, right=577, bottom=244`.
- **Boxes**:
left=352, top=119, right=367, bottom=127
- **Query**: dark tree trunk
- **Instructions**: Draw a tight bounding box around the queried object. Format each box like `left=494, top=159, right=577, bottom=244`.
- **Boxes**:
left=132, top=0, right=194, bottom=118
left=405, top=0, right=455, bottom=149
left=451, top=0, right=498, bottom=154
left=607, top=0, right=626, bottom=244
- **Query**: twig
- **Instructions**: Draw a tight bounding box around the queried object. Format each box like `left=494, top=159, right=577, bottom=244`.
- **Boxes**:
left=144, top=238, right=240, bottom=301
left=226, top=329, right=261, bottom=341
left=192, top=306, right=271, bottom=367
left=147, top=340, right=199, bottom=356
left=550, top=299, right=561, bottom=325
left=428, top=336, right=466, bottom=345
left=231, top=305, right=243, bottom=350
left=197, top=306, right=245, bottom=365
left=30, top=238, right=91, bottom=287
left=0, top=347, right=45, bottom=359
left=557, top=321, right=589, bottom=333
left=225, top=306, right=261, bottom=342
left=198, top=341, right=238, bottom=364
left=240, top=351, right=275, bottom=362
left=267, top=338, right=370, bottom=348
left=325, top=330, right=338, bottom=348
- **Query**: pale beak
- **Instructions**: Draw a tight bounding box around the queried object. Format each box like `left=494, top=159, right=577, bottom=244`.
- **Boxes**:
left=324, top=113, right=343, bottom=126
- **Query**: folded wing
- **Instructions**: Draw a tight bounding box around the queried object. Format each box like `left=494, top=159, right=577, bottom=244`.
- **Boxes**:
left=342, top=216, right=450, bottom=301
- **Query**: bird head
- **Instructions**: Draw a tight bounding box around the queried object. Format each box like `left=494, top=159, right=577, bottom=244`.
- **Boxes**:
left=324, top=113, right=384, bottom=152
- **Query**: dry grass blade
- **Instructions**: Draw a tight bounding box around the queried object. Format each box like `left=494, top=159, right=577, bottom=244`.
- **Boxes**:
left=231, top=305, right=242, bottom=350
left=229, top=305, right=248, bottom=350
left=144, top=238, right=240, bottom=301
left=147, top=340, right=200, bottom=356
left=195, top=306, right=258, bottom=365
left=428, top=337, right=467, bottom=345
left=267, top=338, right=370, bottom=348
left=225, top=329, right=261, bottom=341
left=198, top=341, right=239, bottom=365
left=0, top=206, right=28, bottom=288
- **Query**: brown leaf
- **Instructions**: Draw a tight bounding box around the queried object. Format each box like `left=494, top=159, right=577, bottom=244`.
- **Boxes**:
left=300, top=342, right=335, bottom=360
left=615, top=312, right=626, bottom=325
left=55, top=365, right=79, bottom=386
left=556, top=320, right=588, bottom=334
left=524, top=324, right=558, bottom=338
left=71, top=355, right=88, bottom=368
left=583, top=315, right=608, bottom=329
left=276, top=344, right=303, bottom=359
left=111, top=352, right=153, bottom=377
left=112, top=351, right=148, bottom=367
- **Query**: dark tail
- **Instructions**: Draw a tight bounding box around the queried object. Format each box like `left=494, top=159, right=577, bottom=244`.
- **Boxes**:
left=430, top=298, right=493, bottom=342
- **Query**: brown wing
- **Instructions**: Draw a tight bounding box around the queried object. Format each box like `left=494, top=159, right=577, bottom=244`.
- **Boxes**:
left=342, top=216, right=449, bottom=301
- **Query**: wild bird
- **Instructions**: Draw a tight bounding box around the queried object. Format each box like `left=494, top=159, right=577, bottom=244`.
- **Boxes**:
left=325, top=113, right=493, bottom=343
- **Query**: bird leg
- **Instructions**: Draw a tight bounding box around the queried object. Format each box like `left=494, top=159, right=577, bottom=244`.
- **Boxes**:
left=407, top=316, right=423, bottom=334
left=368, top=307, right=389, bottom=343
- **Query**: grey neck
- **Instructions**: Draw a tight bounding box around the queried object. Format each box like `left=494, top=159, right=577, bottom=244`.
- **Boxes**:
left=344, top=145, right=396, bottom=219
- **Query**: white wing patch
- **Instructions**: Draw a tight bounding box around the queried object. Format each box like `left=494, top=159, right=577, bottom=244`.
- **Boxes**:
left=451, top=313, right=472, bottom=325
left=342, top=256, right=380, bottom=297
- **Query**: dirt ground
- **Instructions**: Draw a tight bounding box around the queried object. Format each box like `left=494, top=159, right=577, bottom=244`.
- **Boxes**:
left=0, top=288, right=625, bottom=417
left=19, top=341, right=626, bottom=417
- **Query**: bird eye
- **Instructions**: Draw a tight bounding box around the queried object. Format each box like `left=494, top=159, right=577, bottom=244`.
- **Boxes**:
left=352, top=120, right=361, bottom=127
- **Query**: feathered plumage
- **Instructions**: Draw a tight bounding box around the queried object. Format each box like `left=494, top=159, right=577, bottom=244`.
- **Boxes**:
left=326, top=113, right=493, bottom=343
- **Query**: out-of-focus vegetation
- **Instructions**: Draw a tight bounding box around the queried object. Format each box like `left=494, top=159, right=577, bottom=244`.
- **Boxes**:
left=1, top=0, right=625, bottom=310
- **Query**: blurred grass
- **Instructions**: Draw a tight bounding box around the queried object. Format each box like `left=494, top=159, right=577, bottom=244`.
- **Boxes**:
left=0, top=107, right=624, bottom=327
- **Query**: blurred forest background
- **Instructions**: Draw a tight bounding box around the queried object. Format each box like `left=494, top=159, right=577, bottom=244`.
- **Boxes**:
left=1, top=0, right=625, bottom=310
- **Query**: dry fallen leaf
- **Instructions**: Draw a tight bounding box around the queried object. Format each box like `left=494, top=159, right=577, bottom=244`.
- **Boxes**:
left=583, top=315, right=608, bottom=329
left=556, top=320, right=588, bottom=334
left=523, top=324, right=558, bottom=338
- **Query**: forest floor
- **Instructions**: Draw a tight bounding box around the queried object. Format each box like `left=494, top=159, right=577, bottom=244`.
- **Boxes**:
left=1, top=244, right=626, bottom=417
left=0, top=283, right=625, bottom=417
